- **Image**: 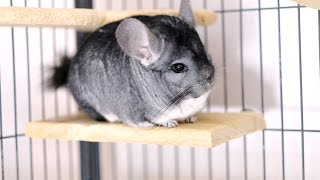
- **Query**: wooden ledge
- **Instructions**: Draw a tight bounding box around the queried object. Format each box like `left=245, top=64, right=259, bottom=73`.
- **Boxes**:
left=291, top=0, right=320, bottom=9
left=0, top=7, right=217, bottom=31
left=26, top=112, right=265, bottom=148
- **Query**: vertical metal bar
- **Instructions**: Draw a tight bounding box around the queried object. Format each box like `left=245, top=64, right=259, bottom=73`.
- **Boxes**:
left=220, top=0, right=230, bottom=179
left=122, top=0, right=127, bottom=10
left=257, top=0, right=266, bottom=180
left=137, top=0, right=142, bottom=9
left=75, top=1, right=100, bottom=180
left=80, top=142, right=100, bottom=180
left=136, top=1, right=148, bottom=180
left=276, top=0, right=285, bottom=179
left=64, top=1, right=74, bottom=180
left=107, top=0, right=112, bottom=10
left=202, top=0, right=212, bottom=178
left=51, top=1, right=62, bottom=179
left=38, top=0, right=48, bottom=178
left=190, top=4, right=197, bottom=178
left=297, top=5, right=305, bottom=180
left=169, top=0, right=174, bottom=9
left=120, top=1, right=133, bottom=179
left=110, top=143, right=117, bottom=180
left=142, top=144, right=148, bottom=180
left=24, top=0, right=34, bottom=179
left=158, top=146, right=163, bottom=180
left=319, top=10, right=320, bottom=79
left=174, top=147, right=179, bottom=180
left=10, top=0, right=20, bottom=179
left=127, top=144, right=133, bottom=179
left=152, top=0, right=164, bottom=178
left=239, top=1, right=248, bottom=179
left=105, top=2, right=117, bottom=180
left=169, top=2, right=181, bottom=179
left=190, top=148, right=195, bottom=180
left=0, top=55, right=4, bottom=180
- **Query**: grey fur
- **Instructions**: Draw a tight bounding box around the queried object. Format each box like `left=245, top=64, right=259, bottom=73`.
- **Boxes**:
left=179, top=0, right=195, bottom=27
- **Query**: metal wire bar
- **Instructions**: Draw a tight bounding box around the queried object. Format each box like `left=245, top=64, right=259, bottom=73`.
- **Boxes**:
left=238, top=1, right=248, bottom=179
left=9, top=1, right=20, bottom=179
left=297, top=5, right=305, bottom=180
left=190, top=148, right=195, bottom=180
left=64, top=2, right=74, bottom=179
left=265, top=129, right=320, bottom=133
left=37, top=0, right=49, bottom=179
left=276, top=0, right=286, bottom=179
left=214, top=5, right=306, bottom=13
left=170, top=1, right=181, bottom=178
left=152, top=0, right=164, bottom=178
left=104, top=2, right=118, bottom=180
left=24, top=0, right=34, bottom=179
left=122, top=0, right=127, bottom=10
left=50, top=1, right=62, bottom=179
left=220, top=0, right=230, bottom=179
left=257, top=0, right=266, bottom=179
left=142, top=144, right=148, bottom=180
left=126, top=143, right=133, bottom=180
left=139, top=2, right=148, bottom=179
left=158, top=145, right=163, bottom=180
left=0, top=56, right=4, bottom=180
left=110, top=143, right=117, bottom=180
left=201, top=0, right=213, bottom=179
left=174, top=147, right=179, bottom=180
left=1, top=134, right=25, bottom=139
left=107, top=0, right=112, bottom=10
left=319, top=10, right=320, bottom=80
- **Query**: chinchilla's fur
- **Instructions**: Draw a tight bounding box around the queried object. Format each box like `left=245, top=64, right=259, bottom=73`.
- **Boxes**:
left=50, top=0, right=215, bottom=128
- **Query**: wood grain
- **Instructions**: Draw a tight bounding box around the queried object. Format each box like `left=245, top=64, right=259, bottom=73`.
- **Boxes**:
left=0, top=7, right=217, bottom=31
left=26, top=112, right=266, bottom=148
left=291, top=0, right=320, bottom=9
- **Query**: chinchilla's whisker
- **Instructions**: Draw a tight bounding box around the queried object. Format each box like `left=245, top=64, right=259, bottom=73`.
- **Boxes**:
left=151, top=86, right=193, bottom=124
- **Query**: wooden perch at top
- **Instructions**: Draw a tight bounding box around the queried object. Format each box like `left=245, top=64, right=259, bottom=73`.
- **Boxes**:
left=26, top=112, right=265, bottom=148
left=291, top=0, right=320, bottom=9
left=0, top=7, right=217, bottom=31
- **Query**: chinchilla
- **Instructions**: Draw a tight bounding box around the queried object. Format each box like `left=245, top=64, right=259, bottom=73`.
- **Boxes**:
left=50, top=0, right=215, bottom=128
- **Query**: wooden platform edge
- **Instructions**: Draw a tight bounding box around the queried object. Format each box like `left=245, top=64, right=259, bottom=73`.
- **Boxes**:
left=26, top=112, right=266, bottom=148
left=0, top=7, right=217, bottom=31
left=291, top=0, right=320, bottom=10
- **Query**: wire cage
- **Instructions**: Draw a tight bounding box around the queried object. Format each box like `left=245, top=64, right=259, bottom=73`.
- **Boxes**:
left=0, top=0, right=319, bottom=180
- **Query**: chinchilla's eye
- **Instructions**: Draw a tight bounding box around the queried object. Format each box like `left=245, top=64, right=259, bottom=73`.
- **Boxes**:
left=171, top=63, right=187, bottom=73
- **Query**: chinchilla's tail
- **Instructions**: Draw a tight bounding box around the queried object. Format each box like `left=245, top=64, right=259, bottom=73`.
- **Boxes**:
left=48, top=56, right=71, bottom=89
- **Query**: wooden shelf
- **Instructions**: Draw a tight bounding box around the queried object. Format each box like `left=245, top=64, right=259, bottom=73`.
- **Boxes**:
left=0, top=7, right=216, bottom=31
left=26, top=112, right=265, bottom=148
left=291, top=0, right=319, bottom=9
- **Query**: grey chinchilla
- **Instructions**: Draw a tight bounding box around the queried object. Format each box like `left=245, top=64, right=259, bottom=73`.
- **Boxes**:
left=50, top=0, right=215, bottom=128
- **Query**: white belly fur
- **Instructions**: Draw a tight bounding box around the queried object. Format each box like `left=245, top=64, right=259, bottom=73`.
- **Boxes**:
left=154, top=91, right=210, bottom=124
left=99, top=91, right=210, bottom=124
left=102, top=113, right=119, bottom=122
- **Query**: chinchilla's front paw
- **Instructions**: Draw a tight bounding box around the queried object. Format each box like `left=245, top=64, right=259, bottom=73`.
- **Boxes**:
left=178, top=116, right=197, bottom=123
left=185, top=116, right=197, bottom=123
left=155, top=119, right=178, bottom=128
left=137, top=121, right=155, bottom=128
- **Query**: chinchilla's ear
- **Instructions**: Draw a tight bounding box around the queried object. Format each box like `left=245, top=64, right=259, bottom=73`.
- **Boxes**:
left=116, top=18, right=163, bottom=66
left=179, top=0, right=195, bottom=27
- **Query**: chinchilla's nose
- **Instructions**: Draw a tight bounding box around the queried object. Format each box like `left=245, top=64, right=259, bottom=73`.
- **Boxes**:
left=201, top=65, right=215, bottom=81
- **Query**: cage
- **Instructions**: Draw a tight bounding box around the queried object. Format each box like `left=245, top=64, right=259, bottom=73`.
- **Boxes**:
left=0, top=0, right=319, bottom=180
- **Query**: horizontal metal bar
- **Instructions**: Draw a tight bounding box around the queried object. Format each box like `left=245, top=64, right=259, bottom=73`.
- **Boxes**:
left=265, top=128, right=320, bottom=133
left=214, top=5, right=306, bottom=13
left=1, top=134, right=25, bottom=139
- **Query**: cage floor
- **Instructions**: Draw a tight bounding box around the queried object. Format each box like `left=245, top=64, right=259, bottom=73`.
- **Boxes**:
left=26, top=112, right=265, bottom=148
